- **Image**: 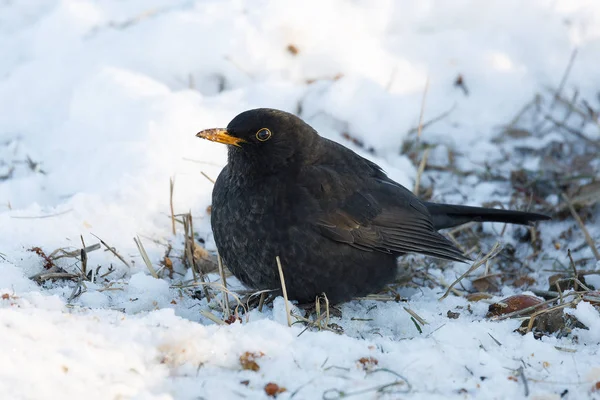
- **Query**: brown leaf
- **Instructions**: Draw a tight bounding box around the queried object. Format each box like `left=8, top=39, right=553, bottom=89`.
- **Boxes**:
left=161, top=256, right=174, bottom=278
left=286, top=44, right=299, bottom=55
left=239, top=351, right=264, bottom=372
left=264, top=383, right=286, bottom=397
left=224, top=315, right=242, bottom=325
left=472, top=275, right=500, bottom=293
left=513, top=275, right=536, bottom=287
left=193, top=244, right=209, bottom=261
left=516, top=308, right=586, bottom=338
left=357, top=357, right=378, bottom=370
left=487, top=294, right=547, bottom=318
left=466, top=292, right=494, bottom=302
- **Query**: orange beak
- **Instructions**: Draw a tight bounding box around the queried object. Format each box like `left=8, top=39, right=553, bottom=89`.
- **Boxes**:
left=196, top=128, right=246, bottom=147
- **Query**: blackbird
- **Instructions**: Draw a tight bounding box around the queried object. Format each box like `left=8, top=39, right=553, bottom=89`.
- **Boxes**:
left=196, top=108, right=550, bottom=304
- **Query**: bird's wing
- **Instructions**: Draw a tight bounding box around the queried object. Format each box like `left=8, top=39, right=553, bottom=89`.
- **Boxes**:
left=300, top=163, right=469, bottom=262
left=315, top=190, right=469, bottom=262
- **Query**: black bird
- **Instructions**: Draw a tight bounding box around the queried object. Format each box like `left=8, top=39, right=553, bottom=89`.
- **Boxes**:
left=196, top=108, right=550, bottom=304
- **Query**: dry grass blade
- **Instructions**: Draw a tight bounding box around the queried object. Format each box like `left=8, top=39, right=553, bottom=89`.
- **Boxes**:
left=183, top=212, right=212, bottom=302
left=407, top=104, right=457, bottom=136
left=217, top=254, right=230, bottom=318
left=413, top=147, right=430, bottom=195
left=49, top=243, right=101, bottom=260
left=133, top=236, right=158, bottom=278
left=200, top=310, right=226, bottom=325
left=90, top=233, right=130, bottom=268
left=258, top=292, right=267, bottom=312
left=561, top=193, right=600, bottom=261
left=11, top=209, right=73, bottom=219
left=181, top=214, right=197, bottom=281
left=67, top=277, right=85, bottom=302
left=29, top=265, right=79, bottom=283
left=550, top=48, right=578, bottom=110
left=417, top=76, right=430, bottom=140
left=169, top=177, right=176, bottom=235
left=567, top=249, right=579, bottom=291
left=427, top=273, right=465, bottom=297
left=80, top=235, right=88, bottom=278
left=516, top=366, right=530, bottom=397
left=439, top=242, right=502, bottom=300
left=574, top=278, right=593, bottom=292
left=201, top=171, right=215, bottom=184
left=544, top=115, right=600, bottom=148
left=403, top=307, right=428, bottom=325
left=315, top=293, right=331, bottom=329
left=276, top=256, right=292, bottom=327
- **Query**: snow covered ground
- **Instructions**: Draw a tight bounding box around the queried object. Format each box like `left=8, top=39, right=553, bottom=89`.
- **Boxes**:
left=1, top=1, right=600, bottom=399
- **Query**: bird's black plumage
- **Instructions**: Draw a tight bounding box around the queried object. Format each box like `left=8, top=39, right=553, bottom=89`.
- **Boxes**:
left=196, top=108, right=551, bottom=304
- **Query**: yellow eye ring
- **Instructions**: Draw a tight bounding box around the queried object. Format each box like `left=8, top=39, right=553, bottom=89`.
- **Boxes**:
left=256, top=128, right=272, bottom=141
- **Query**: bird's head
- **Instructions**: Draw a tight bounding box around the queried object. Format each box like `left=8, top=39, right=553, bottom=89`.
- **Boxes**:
left=196, top=108, right=318, bottom=174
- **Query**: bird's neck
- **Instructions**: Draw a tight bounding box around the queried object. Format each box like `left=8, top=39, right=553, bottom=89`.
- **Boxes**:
left=227, top=147, right=303, bottom=179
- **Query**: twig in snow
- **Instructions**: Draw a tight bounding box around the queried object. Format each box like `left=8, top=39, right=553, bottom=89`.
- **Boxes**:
left=90, top=233, right=130, bottom=268
left=322, top=368, right=411, bottom=399
left=11, top=209, right=73, bottom=219
left=567, top=249, right=579, bottom=292
left=550, top=48, right=578, bottom=111
left=80, top=236, right=88, bottom=278
left=315, top=293, right=331, bottom=329
left=258, top=292, right=267, bottom=312
left=516, top=366, right=530, bottom=397
left=200, top=310, right=226, bottom=325
left=544, top=115, right=600, bottom=149
left=201, top=171, right=215, bottom=184
left=488, top=333, right=502, bottom=346
left=276, top=256, right=292, bottom=327
left=169, top=177, right=176, bottom=235
left=403, top=307, right=428, bottom=326
left=218, top=254, right=230, bottom=319
left=413, top=147, right=430, bottom=195
left=561, top=193, right=600, bottom=261
left=407, top=103, right=457, bottom=136
left=29, top=266, right=79, bottom=284
left=67, top=277, right=86, bottom=303
left=133, top=236, right=158, bottom=278
left=439, top=242, right=503, bottom=300
left=417, top=76, right=430, bottom=140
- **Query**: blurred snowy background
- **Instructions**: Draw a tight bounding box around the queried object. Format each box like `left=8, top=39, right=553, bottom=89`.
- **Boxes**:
left=1, top=1, right=599, bottom=399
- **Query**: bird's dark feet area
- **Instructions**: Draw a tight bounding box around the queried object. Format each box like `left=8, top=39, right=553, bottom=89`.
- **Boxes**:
left=296, top=301, right=343, bottom=319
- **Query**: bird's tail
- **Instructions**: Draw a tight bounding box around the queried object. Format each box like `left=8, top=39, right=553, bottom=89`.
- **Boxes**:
left=424, top=202, right=551, bottom=231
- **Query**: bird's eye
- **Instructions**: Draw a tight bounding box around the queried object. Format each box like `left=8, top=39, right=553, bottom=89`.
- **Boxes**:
left=256, top=128, right=272, bottom=141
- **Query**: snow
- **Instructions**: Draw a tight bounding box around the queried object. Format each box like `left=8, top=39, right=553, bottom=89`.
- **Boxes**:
left=1, top=1, right=599, bottom=399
